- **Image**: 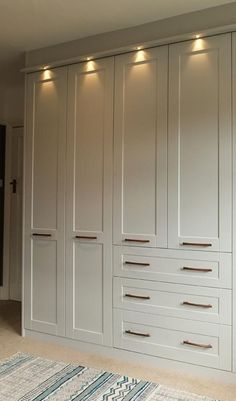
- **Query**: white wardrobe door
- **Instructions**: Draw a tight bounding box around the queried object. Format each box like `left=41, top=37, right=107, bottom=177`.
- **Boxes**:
left=66, top=58, right=113, bottom=345
left=24, top=67, right=67, bottom=336
left=113, top=47, right=168, bottom=248
left=168, top=34, right=232, bottom=252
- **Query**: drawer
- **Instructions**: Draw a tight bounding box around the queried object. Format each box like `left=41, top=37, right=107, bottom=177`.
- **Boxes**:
left=113, top=246, right=232, bottom=288
left=113, top=309, right=231, bottom=371
left=113, top=277, right=232, bottom=325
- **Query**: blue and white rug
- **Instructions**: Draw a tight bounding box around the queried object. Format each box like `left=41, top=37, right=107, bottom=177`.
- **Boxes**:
left=0, top=353, right=218, bottom=400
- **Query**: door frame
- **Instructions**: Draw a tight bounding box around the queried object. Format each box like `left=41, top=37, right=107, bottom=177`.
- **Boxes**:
left=0, top=122, right=12, bottom=300
left=9, top=126, right=23, bottom=301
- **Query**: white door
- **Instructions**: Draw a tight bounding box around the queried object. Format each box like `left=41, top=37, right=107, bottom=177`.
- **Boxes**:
left=9, top=127, right=23, bottom=301
left=168, top=34, right=232, bottom=252
left=24, top=67, right=67, bottom=336
left=66, top=57, right=113, bottom=345
left=113, top=47, right=168, bottom=248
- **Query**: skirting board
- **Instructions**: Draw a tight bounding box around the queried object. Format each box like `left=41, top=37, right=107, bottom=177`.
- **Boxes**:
left=24, top=329, right=236, bottom=384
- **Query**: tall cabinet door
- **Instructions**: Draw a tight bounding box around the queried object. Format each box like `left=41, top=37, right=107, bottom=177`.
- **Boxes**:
left=113, top=47, right=168, bottom=248
left=66, top=58, right=114, bottom=345
left=168, top=34, right=232, bottom=252
left=24, top=67, right=67, bottom=336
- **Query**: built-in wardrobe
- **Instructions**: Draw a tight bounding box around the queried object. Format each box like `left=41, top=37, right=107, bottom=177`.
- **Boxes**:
left=24, top=32, right=236, bottom=377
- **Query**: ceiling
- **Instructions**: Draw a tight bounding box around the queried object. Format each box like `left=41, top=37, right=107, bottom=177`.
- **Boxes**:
left=0, top=0, right=234, bottom=69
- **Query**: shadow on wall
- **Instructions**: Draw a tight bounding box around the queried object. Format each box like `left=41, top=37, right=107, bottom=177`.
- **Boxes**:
left=0, top=53, right=25, bottom=127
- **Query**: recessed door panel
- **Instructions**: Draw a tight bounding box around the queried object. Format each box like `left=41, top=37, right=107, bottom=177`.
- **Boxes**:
left=168, top=34, right=231, bottom=252
left=73, top=243, right=103, bottom=338
left=33, top=80, right=59, bottom=230
left=74, top=69, right=104, bottom=233
left=32, top=240, right=57, bottom=324
left=114, top=47, right=168, bottom=247
left=179, top=50, right=218, bottom=238
left=123, top=60, right=156, bottom=235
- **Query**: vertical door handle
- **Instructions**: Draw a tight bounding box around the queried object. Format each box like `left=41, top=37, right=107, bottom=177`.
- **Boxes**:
left=10, top=179, right=17, bottom=193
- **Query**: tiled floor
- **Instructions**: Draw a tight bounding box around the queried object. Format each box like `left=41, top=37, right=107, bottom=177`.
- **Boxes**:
left=0, top=300, right=235, bottom=400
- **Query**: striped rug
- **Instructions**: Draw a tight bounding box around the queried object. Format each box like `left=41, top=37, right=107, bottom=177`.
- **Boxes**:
left=0, top=353, right=218, bottom=400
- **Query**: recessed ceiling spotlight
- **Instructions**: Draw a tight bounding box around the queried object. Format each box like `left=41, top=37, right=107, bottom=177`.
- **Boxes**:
left=43, top=65, right=49, bottom=70
left=195, top=34, right=200, bottom=39
left=87, top=57, right=92, bottom=61
left=136, top=46, right=142, bottom=50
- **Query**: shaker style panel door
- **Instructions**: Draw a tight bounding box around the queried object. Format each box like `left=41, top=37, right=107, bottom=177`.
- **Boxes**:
left=168, top=34, right=232, bottom=252
left=113, top=47, right=168, bottom=247
left=24, top=67, right=67, bottom=335
left=66, top=57, right=113, bottom=345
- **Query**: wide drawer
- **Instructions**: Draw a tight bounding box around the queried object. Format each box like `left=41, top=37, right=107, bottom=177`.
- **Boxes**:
left=113, top=277, right=231, bottom=325
left=113, top=246, right=232, bottom=288
left=113, top=309, right=231, bottom=371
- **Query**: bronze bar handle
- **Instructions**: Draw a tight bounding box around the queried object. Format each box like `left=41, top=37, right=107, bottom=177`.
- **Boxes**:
left=75, top=236, right=97, bottom=240
left=181, top=242, right=212, bottom=247
left=182, top=266, right=213, bottom=273
left=32, top=233, right=52, bottom=237
left=182, top=301, right=212, bottom=308
left=183, top=340, right=213, bottom=349
left=124, top=261, right=150, bottom=267
left=125, top=330, right=150, bottom=338
left=125, top=293, right=150, bottom=300
left=124, top=239, right=150, bottom=243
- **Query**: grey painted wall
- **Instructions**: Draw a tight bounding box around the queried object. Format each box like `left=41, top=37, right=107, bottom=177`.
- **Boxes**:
left=0, top=54, right=24, bottom=126
left=26, top=2, right=236, bottom=68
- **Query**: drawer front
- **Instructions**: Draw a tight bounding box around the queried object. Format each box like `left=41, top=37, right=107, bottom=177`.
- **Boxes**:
left=113, top=246, right=232, bottom=288
left=114, top=309, right=231, bottom=371
left=113, top=277, right=231, bottom=325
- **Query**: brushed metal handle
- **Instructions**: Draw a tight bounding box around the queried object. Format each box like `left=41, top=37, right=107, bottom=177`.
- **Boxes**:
left=182, top=301, right=212, bottom=308
left=125, top=330, right=150, bottom=338
left=182, top=266, right=213, bottom=273
left=183, top=340, right=213, bottom=349
left=124, top=261, right=150, bottom=267
left=125, top=293, right=150, bottom=300
left=124, top=239, right=150, bottom=243
left=181, top=242, right=212, bottom=247
left=75, top=236, right=97, bottom=240
left=32, top=233, right=52, bottom=237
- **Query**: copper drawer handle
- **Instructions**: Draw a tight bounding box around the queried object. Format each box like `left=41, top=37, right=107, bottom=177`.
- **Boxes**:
left=125, top=330, right=150, bottom=338
left=124, top=261, right=150, bottom=267
left=181, top=242, right=212, bottom=247
left=32, top=233, right=52, bottom=237
left=183, top=340, right=213, bottom=349
left=75, top=236, right=97, bottom=240
left=124, top=239, right=150, bottom=243
left=182, top=266, right=213, bottom=273
left=182, top=301, right=212, bottom=308
left=125, top=293, right=150, bottom=300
